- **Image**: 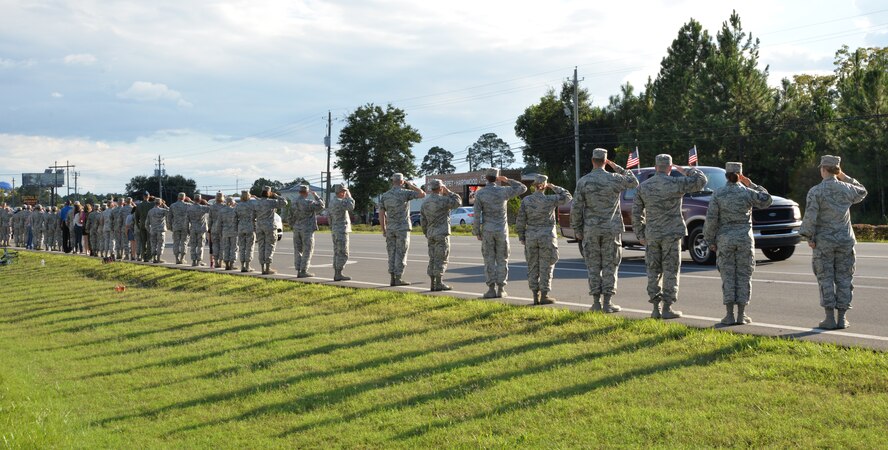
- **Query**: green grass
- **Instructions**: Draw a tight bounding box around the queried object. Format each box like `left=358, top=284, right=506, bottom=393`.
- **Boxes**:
left=1, top=252, right=887, bottom=448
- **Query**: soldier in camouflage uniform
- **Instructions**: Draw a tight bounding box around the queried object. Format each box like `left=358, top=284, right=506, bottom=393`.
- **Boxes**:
left=235, top=191, right=257, bottom=272
left=116, top=198, right=134, bottom=260
left=288, top=185, right=324, bottom=278
left=328, top=184, right=355, bottom=281
left=516, top=174, right=572, bottom=304
left=420, top=179, right=462, bottom=291
left=800, top=155, right=867, bottom=330
left=255, top=186, right=288, bottom=275
left=473, top=168, right=528, bottom=298
left=219, top=197, right=239, bottom=270
left=0, top=203, right=11, bottom=247
left=31, top=205, right=46, bottom=250
left=209, top=192, right=226, bottom=268
left=380, top=173, right=426, bottom=286
left=87, top=204, right=100, bottom=256
left=571, top=148, right=639, bottom=312
left=703, top=162, right=773, bottom=325
left=187, top=199, right=211, bottom=266
left=148, top=198, right=170, bottom=263
left=101, top=201, right=116, bottom=258
left=170, top=193, right=192, bottom=264
left=632, top=154, right=707, bottom=319
left=42, top=206, right=55, bottom=251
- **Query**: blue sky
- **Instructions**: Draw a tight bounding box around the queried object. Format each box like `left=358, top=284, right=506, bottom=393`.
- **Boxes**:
left=1, top=0, right=886, bottom=195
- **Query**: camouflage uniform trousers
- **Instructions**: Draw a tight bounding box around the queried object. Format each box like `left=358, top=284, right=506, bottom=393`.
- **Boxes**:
left=54, top=227, right=63, bottom=251
left=189, top=231, right=206, bottom=262
left=332, top=231, right=349, bottom=271
left=426, top=235, right=450, bottom=277
left=238, top=232, right=255, bottom=264
left=45, top=228, right=56, bottom=250
left=716, top=233, right=755, bottom=305
left=103, top=230, right=115, bottom=256
left=33, top=228, right=45, bottom=250
left=524, top=236, right=558, bottom=292
left=385, top=229, right=410, bottom=276
left=210, top=230, right=222, bottom=262
left=1, top=226, right=10, bottom=246
left=173, top=230, right=189, bottom=259
left=256, top=227, right=277, bottom=265
left=117, top=229, right=128, bottom=258
left=222, top=235, right=238, bottom=263
left=644, top=237, right=682, bottom=304
left=812, top=241, right=856, bottom=310
left=150, top=231, right=166, bottom=260
left=481, top=230, right=510, bottom=287
left=582, top=233, right=623, bottom=296
left=293, top=230, right=315, bottom=272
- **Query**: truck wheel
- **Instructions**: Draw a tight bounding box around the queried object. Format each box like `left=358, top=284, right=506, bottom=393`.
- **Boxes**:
left=762, top=246, right=795, bottom=261
left=688, top=226, right=716, bottom=265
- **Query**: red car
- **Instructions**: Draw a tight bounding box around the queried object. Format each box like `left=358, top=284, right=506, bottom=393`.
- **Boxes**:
left=559, top=166, right=802, bottom=264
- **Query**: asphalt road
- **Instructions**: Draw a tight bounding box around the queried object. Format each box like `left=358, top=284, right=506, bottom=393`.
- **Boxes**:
left=257, top=232, right=888, bottom=350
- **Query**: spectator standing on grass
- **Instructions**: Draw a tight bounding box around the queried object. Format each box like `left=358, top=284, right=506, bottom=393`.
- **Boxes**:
left=328, top=184, right=354, bottom=281
left=472, top=168, right=527, bottom=299
left=255, top=186, right=287, bottom=275
left=420, top=179, right=461, bottom=292
left=288, top=185, right=325, bottom=278
left=703, top=162, right=772, bottom=326
left=0, top=203, right=11, bottom=247
left=516, top=174, right=571, bottom=305
left=631, top=154, right=707, bottom=320
left=70, top=203, right=84, bottom=254
left=126, top=209, right=137, bottom=261
left=379, top=173, right=426, bottom=287
left=571, top=148, right=638, bottom=312
left=88, top=204, right=102, bottom=256
left=116, top=198, right=134, bottom=260
left=44, top=206, right=58, bottom=251
left=799, top=155, right=867, bottom=330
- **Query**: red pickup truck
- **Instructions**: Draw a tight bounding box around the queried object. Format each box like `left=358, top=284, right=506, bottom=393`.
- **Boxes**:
left=559, top=166, right=802, bottom=264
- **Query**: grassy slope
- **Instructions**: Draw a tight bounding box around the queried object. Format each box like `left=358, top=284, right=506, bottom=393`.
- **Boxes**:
left=1, top=252, right=886, bottom=449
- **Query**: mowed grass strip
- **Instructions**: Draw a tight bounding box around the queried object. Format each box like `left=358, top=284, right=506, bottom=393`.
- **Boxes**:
left=1, top=252, right=887, bottom=448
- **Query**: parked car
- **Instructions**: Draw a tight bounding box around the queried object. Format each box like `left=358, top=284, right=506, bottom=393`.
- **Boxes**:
left=411, top=212, right=422, bottom=227
left=316, top=210, right=358, bottom=227
left=274, top=213, right=283, bottom=241
left=558, top=166, right=802, bottom=264
left=451, top=206, right=474, bottom=225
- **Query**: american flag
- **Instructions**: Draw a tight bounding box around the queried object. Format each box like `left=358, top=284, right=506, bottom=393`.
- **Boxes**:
left=627, top=147, right=640, bottom=169
left=688, top=145, right=698, bottom=166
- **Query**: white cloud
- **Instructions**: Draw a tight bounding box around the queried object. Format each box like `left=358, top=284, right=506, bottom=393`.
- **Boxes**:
left=0, top=57, right=36, bottom=69
left=117, top=81, right=193, bottom=107
left=51, top=92, right=63, bottom=98
left=63, top=53, right=97, bottom=65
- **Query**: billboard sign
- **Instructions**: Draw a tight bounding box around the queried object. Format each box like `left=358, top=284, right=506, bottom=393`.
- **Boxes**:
left=21, top=171, right=64, bottom=187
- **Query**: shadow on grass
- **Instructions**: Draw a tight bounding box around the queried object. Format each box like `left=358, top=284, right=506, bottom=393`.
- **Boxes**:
left=0, top=298, right=127, bottom=324
left=95, top=306, right=515, bottom=426
left=276, top=326, right=686, bottom=437
left=391, top=336, right=757, bottom=441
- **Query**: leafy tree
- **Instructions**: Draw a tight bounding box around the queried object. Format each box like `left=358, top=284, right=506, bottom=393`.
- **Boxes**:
left=250, top=178, right=283, bottom=196
left=419, top=146, right=456, bottom=175
left=834, top=46, right=888, bottom=222
left=335, top=103, right=422, bottom=217
left=125, top=174, right=197, bottom=204
left=282, top=177, right=310, bottom=190
left=466, top=133, right=515, bottom=171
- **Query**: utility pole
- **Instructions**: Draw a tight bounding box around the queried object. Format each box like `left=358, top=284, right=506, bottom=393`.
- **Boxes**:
left=570, top=67, right=583, bottom=185
left=49, top=161, right=75, bottom=205
left=74, top=171, right=79, bottom=198
left=325, top=111, right=332, bottom=203
left=156, top=155, right=164, bottom=201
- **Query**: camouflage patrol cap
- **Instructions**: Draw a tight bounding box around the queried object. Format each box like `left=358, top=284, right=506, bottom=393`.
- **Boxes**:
left=215, top=191, right=224, bottom=198
left=592, top=148, right=608, bottom=160
left=427, top=179, right=442, bottom=190
left=262, top=185, right=272, bottom=192
left=655, top=154, right=673, bottom=167
left=297, top=185, right=309, bottom=193
left=725, top=162, right=742, bottom=174
left=534, top=174, right=548, bottom=185
left=334, top=184, right=347, bottom=193
left=178, top=192, right=186, bottom=199
left=391, top=173, right=404, bottom=182
left=819, top=155, right=841, bottom=168
left=485, top=168, right=500, bottom=178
